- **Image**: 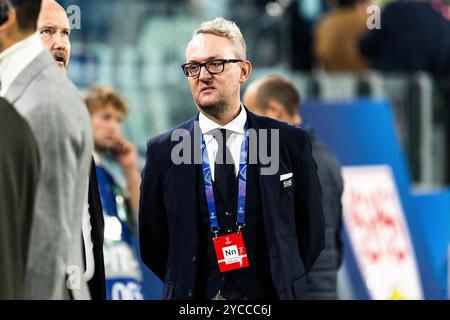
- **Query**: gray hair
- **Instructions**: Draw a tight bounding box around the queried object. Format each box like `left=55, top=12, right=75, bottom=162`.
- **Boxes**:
left=192, top=17, right=247, bottom=60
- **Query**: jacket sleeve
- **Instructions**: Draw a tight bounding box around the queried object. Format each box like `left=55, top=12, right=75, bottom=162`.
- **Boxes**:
left=293, top=132, right=325, bottom=274
left=138, top=139, right=168, bottom=281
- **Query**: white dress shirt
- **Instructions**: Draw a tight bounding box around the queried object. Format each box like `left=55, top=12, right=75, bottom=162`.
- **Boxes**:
left=0, top=32, right=43, bottom=97
left=198, top=104, right=247, bottom=181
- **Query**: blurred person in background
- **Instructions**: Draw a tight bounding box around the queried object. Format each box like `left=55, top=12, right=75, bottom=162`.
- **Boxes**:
left=37, top=0, right=106, bottom=300
left=359, top=0, right=450, bottom=74
left=359, top=0, right=450, bottom=185
left=314, top=0, right=370, bottom=72
left=139, top=17, right=324, bottom=300
left=359, top=0, right=450, bottom=178
left=0, top=0, right=92, bottom=299
left=85, top=85, right=145, bottom=300
left=0, top=97, right=40, bottom=300
left=243, top=75, right=344, bottom=300
left=285, top=0, right=329, bottom=71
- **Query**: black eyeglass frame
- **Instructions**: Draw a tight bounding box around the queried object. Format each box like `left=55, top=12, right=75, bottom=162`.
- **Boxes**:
left=181, top=59, right=242, bottom=77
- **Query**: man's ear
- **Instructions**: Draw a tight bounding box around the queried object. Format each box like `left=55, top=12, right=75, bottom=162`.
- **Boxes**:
left=239, top=60, right=252, bottom=84
left=0, top=8, right=16, bottom=32
left=292, top=113, right=302, bottom=126
left=266, top=99, right=284, bottom=120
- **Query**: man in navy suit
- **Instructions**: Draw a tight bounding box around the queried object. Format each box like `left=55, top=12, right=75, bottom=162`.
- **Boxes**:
left=139, top=17, right=325, bottom=300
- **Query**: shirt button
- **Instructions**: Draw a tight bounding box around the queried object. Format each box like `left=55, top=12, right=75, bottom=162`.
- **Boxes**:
left=191, top=256, right=197, bottom=263
left=221, top=276, right=227, bottom=281
left=187, top=289, right=193, bottom=298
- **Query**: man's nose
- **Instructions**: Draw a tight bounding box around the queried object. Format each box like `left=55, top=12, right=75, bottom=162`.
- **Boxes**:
left=198, top=65, right=213, bottom=80
left=112, top=121, right=121, bottom=133
left=51, top=34, right=66, bottom=50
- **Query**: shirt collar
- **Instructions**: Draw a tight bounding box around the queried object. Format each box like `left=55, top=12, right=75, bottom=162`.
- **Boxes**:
left=92, top=151, right=102, bottom=164
left=0, top=32, right=43, bottom=96
left=198, top=103, right=247, bottom=135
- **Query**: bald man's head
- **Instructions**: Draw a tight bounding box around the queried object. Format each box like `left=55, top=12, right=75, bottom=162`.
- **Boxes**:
left=37, top=0, right=71, bottom=70
left=243, top=75, right=302, bottom=125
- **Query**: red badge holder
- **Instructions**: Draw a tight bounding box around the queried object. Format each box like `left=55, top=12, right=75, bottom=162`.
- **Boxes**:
left=213, top=230, right=250, bottom=272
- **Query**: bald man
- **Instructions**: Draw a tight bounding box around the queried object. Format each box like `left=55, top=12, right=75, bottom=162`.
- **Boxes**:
left=244, top=75, right=344, bottom=300
left=37, top=0, right=106, bottom=300
left=37, top=0, right=71, bottom=70
left=244, top=76, right=302, bottom=126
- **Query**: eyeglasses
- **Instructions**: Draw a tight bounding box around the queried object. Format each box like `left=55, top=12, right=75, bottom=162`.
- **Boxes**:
left=181, top=59, right=242, bottom=77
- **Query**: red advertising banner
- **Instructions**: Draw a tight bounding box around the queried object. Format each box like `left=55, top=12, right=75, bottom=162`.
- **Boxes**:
left=342, top=165, right=423, bottom=299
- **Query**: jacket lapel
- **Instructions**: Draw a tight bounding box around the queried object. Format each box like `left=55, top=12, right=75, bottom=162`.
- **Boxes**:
left=246, top=108, right=290, bottom=297
left=245, top=109, right=281, bottom=234
left=246, top=109, right=280, bottom=235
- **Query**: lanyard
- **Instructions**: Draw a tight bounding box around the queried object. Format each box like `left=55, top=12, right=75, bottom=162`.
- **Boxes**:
left=200, top=127, right=248, bottom=237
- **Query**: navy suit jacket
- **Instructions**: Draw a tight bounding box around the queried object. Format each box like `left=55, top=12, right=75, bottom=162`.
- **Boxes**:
left=139, top=108, right=325, bottom=300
